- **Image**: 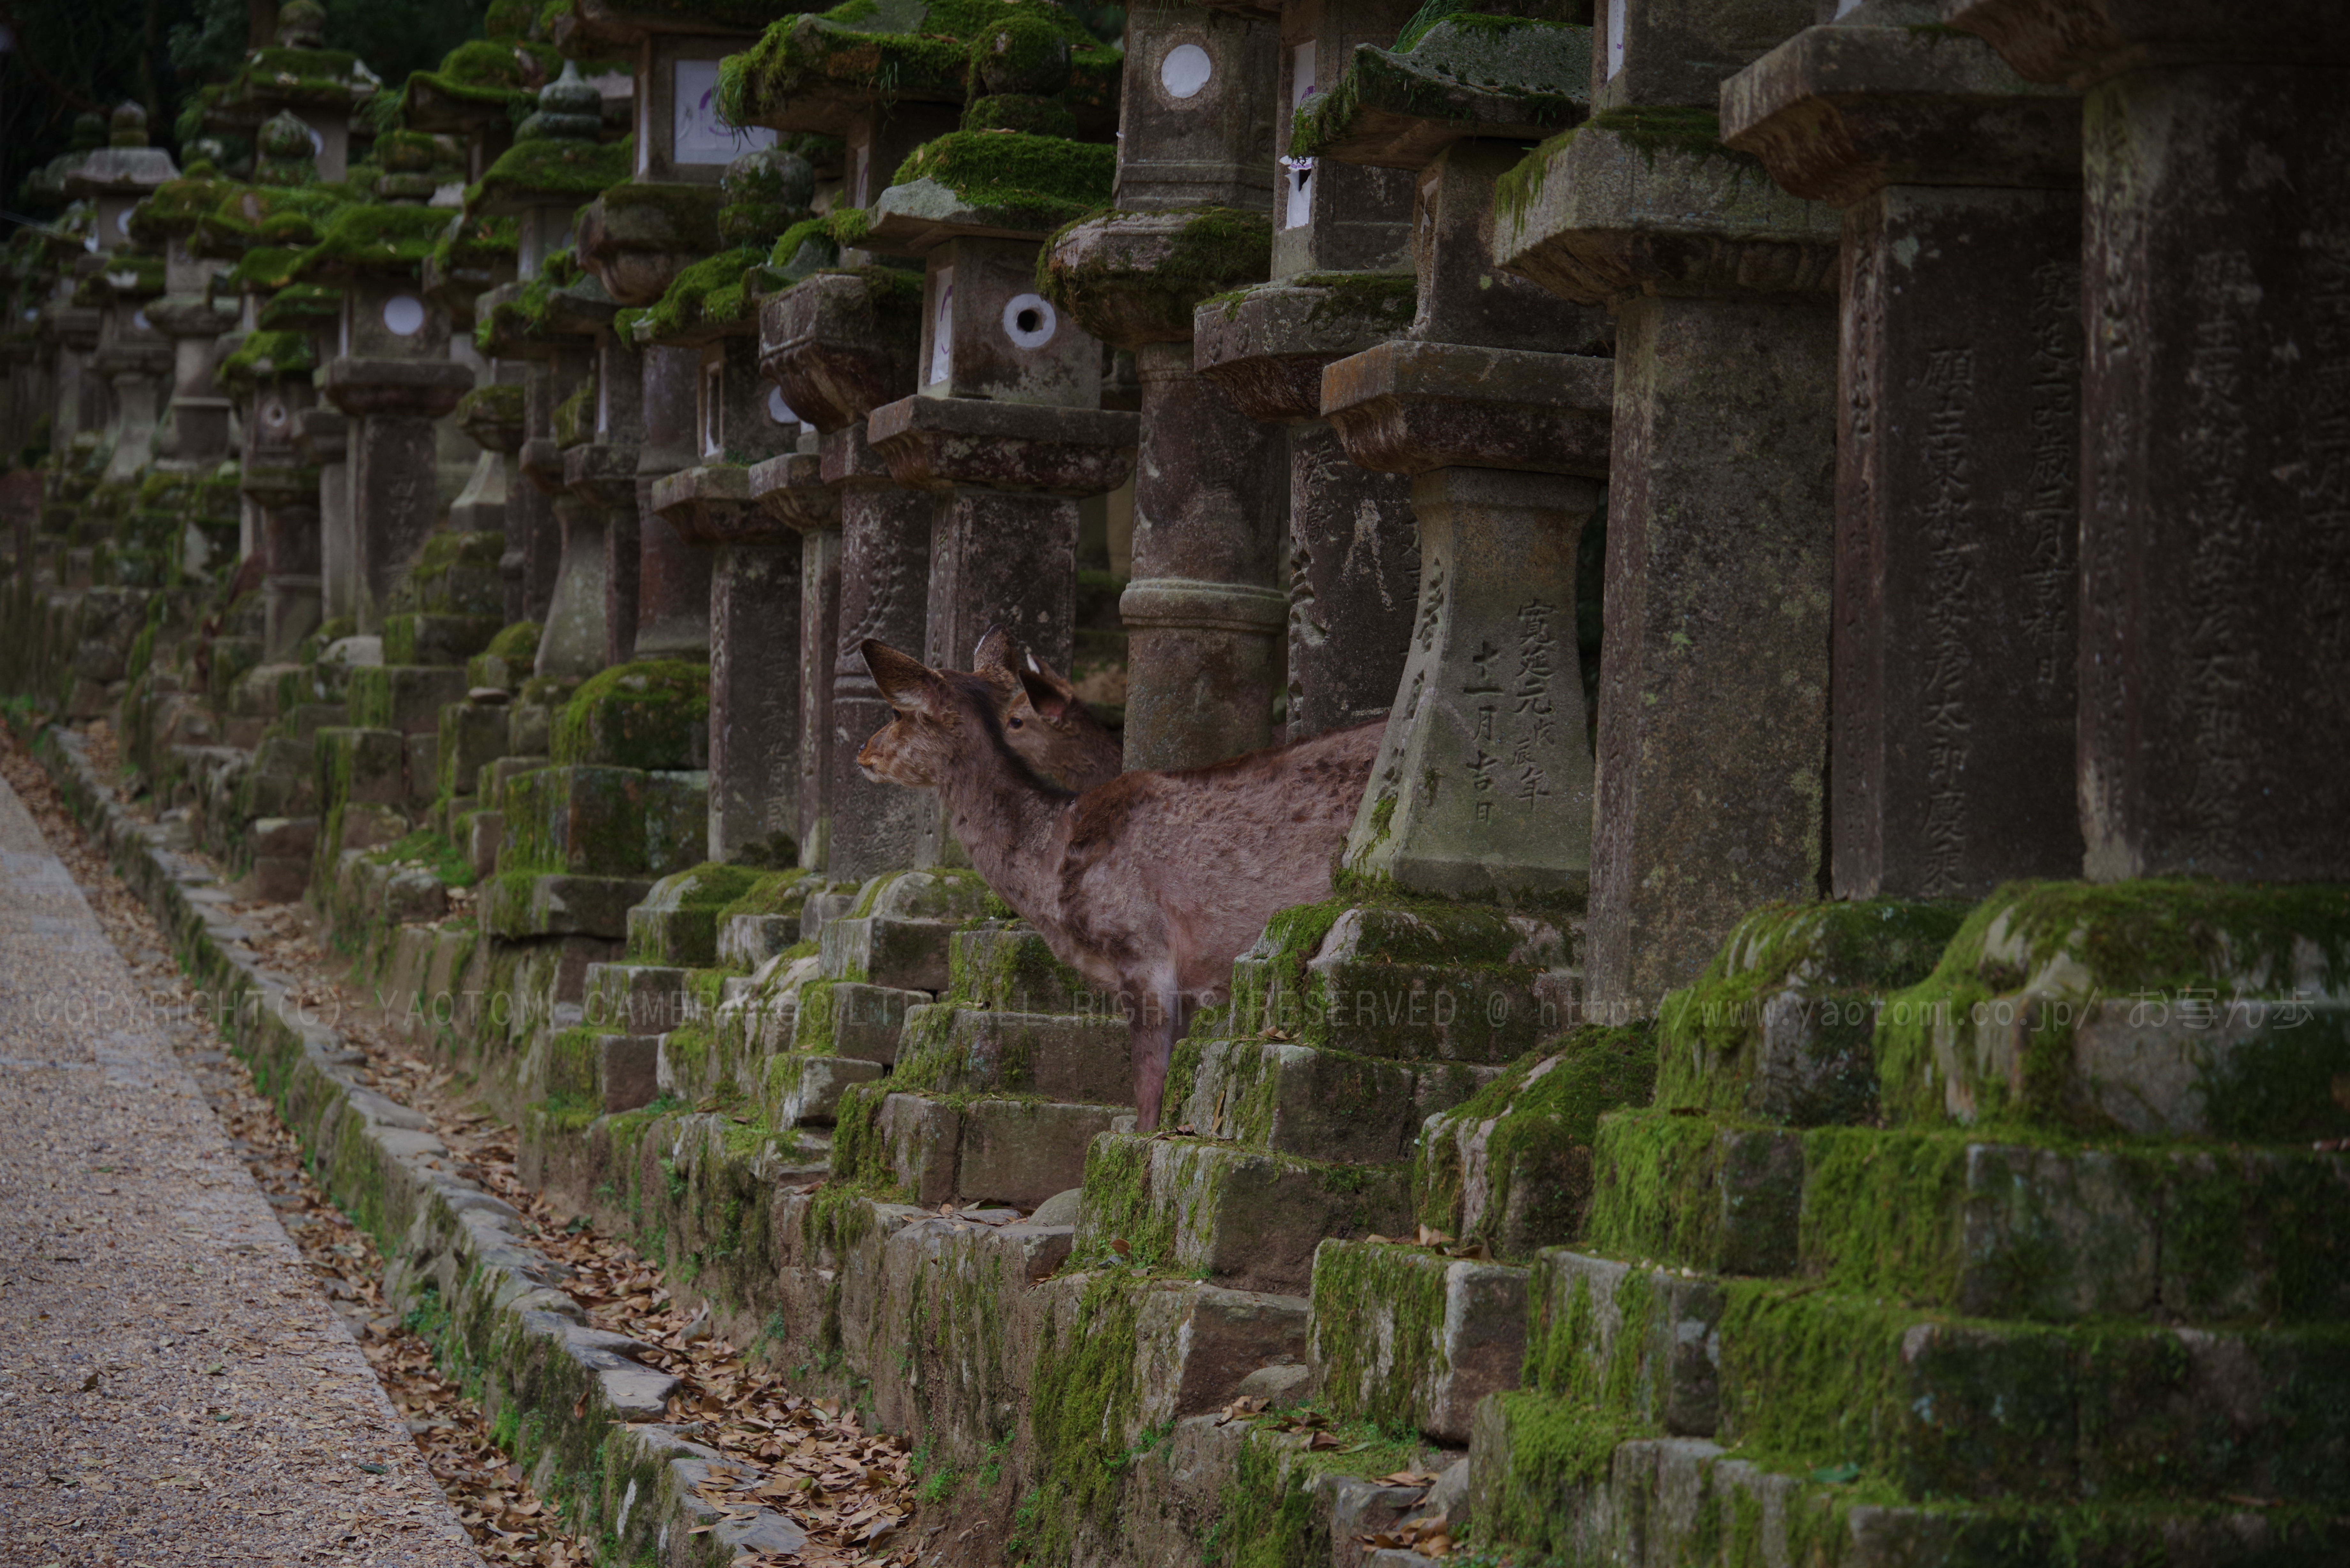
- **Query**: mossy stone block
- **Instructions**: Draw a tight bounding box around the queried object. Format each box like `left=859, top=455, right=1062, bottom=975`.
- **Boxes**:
left=1875, top=880, right=2350, bottom=1138
left=436, top=699, right=508, bottom=803
left=1230, top=902, right=1578, bottom=1066
left=583, top=962, right=694, bottom=1037
left=761, top=1052, right=884, bottom=1128
left=717, top=912, right=803, bottom=970
left=1584, top=1110, right=1803, bottom=1279
left=1308, top=1239, right=1529, bottom=1445
left=893, top=1004, right=1132, bottom=1104
left=1075, top=1133, right=1410, bottom=1294
left=2160, top=1145, right=2350, bottom=1323
left=2076, top=1323, right=2350, bottom=1504
left=1522, top=1250, right=1724, bottom=1439
left=237, top=734, right=317, bottom=819
left=790, top=978, right=922, bottom=1064
left=1175, top=1036, right=1491, bottom=1165
left=956, top=1099, right=1127, bottom=1210
left=482, top=870, right=653, bottom=940
left=819, top=912, right=958, bottom=989
left=551, top=659, right=709, bottom=770
left=346, top=662, right=469, bottom=736
left=948, top=921, right=1091, bottom=1012
left=641, top=770, right=710, bottom=880
left=384, top=612, right=503, bottom=666
left=206, top=635, right=264, bottom=706
left=395, top=529, right=506, bottom=616
left=1414, top=1023, right=1658, bottom=1260
left=623, top=861, right=784, bottom=967
left=314, top=725, right=408, bottom=810
left=1655, top=898, right=1965, bottom=1127
left=499, top=764, right=652, bottom=877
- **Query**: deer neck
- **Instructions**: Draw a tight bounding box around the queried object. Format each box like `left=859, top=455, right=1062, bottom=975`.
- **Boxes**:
left=932, top=734, right=1072, bottom=920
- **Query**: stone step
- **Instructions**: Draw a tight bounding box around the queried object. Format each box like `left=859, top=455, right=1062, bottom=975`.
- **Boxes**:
left=816, top=869, right=997, bottom=989
left=1651, top=898, right=1966, bottom=1127
left=1868, top=881, right=2350, bottom=1143
left=347, top=663, right=469, bottom=736
left=384, top=612, right=503, bottom=667
left=1523, top=1249, right=2350, bottom=1507
left=947, top=922, right=1094, bottom=1013
left=843, top=1089, right=1127, bottom=1210
left=759, top=1053, right=885, bottom=1127
left=1224, top=903, right=1580, bottom=1067
left=1308, top=1240, right=1528, bottom=1446
left=625, top=863, right=810, bottom=969
left=484, top=872, right=654, bottom=941
left=497, top=763, right=709, bottom=880
left=1413, top=1023, right=1657, bottom=1263
left=1468, top=1417, right=2350, bottom=1568
left=546, top=1026, right=661, bottom=1115
left=895, top=1004, right=1133, bottom=1104
left=1175, top=1035, right=1500, bottom=1164
left=718, top=911, right=803, bottom=969
left=1076, top=1133, right=1411, bottom=1295
left=1585, top=1110, right=2350, bottom=1325
left=436, top=700, right=507, bottom=804
left=792, top=978, right=925, bottom=1063
left=583, top=962, right=697, bottom=1037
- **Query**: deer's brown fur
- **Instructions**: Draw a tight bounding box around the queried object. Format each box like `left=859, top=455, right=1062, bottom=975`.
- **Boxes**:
left=857, top=640, right=1378, bottom=1130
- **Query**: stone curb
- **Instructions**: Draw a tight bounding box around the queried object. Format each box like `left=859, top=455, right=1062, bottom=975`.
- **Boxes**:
left=18, top=715, right=813, bottom=1567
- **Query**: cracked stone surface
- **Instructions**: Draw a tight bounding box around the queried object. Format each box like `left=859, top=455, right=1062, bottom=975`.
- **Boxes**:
left=0, top=769, right=484, bottom=1567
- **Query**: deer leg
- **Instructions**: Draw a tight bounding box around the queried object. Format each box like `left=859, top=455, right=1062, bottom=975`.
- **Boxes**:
left=1127, top=971, right=1180, bottom=1133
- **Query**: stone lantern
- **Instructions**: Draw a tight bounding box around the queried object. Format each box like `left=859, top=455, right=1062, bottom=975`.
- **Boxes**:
left=568, top=0, right=785, bottom=664
left=646, top=146, right=822, bottom=863
left=858, top=17, right=1141, bottom=867
left=468, top=61, right=636, bottom=649
left=198, top=0, right=377, bottom=184
left=1497, top=0, right=1842, bottom=1016
left=1721, top=0, right=2085, bottom=903
left=1186, top=0, right=1428, bottom=753
left=1290, top=11, right=1619, bottom=905
left=66, top=104, right=178, bottom=487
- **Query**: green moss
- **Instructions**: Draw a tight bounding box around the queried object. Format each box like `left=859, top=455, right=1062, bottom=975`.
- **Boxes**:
left=257, top=282, right=342, bottom=331
left=1296, top=270, right=1417, bottom=332
left=1475, top=1390, right=1639, bottom=1555
left=1011, top=1272, right=1148, bottom=1565
left=551, top=659, right=709, bottom=770
left=890, top=130, right=1115, bottom=231
left=1039, top=206, right=1271, bottom=338
left=962, top=94, right=1077, bottom=137
left=215, top=330, right=318, bottom=392
left=1203, top=1417, right=1426, bottom=1568
left=430, top=213, right=519, bottom=276
left=288, top=202, right=455, bottom=284
left=467, top=134, right=633, bottom=207
left=1876, top=880, right=2350, bottom=1136
left=619, top=245, right=764, bottom=344
left=1415, top=1022, right=1656, bottom=1256
left=369, top=827, right=477, bottom=889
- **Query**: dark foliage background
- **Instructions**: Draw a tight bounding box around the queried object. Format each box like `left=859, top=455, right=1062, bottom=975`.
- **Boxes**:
left=0, top=0, right=487, bottom=226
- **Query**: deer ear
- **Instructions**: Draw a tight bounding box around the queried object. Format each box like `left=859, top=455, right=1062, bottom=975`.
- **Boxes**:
left=971, top=623, right=1014, bottom=676
left=864, top=640, right=944, bottom=713
left=1015, top=658, right=1074, bottom=722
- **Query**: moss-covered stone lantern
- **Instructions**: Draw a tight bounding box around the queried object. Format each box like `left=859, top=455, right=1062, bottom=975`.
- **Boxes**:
left=194, top=0, right=381, bottom=185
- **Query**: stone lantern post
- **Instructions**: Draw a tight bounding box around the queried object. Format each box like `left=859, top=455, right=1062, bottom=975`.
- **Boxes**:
left=1721, top=1, right=2085, bottom=902
left=199, top=0, right=376, bottom=185
left=1944, top=0, right=2350, bottom=883
left=66, top=104, right=178, bottom=489
left=1188, top=0, right=1428, bottom=750
left=1497, top=0, right=1841, bottom=1017
left=1296, top=10, right=1618, bottom=905
left=569, top=0, right=783, bottom=663
left=468, top=61, right=636, bottom=655
left=1044, top=5, right=1290, bottom=771
left=858, top=22, right=1141, bottom=867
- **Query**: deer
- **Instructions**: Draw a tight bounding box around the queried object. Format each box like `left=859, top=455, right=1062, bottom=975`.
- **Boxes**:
left=970, top=627, right=1123, bottom=793
left=856, top=638, right=1382, bottom=1132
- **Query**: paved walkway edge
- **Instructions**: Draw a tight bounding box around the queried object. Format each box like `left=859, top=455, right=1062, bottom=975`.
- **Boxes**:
left=16, top=715, right=809, bottom=1568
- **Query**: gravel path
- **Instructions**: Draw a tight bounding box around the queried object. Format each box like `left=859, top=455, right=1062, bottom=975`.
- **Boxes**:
left=0, top=768, right=484, bottom=1567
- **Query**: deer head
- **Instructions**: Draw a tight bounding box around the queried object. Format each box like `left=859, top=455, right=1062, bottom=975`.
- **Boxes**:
left=972, top=624, right=1123, bottom=793
left=856, top=641, right=970, bottom=789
